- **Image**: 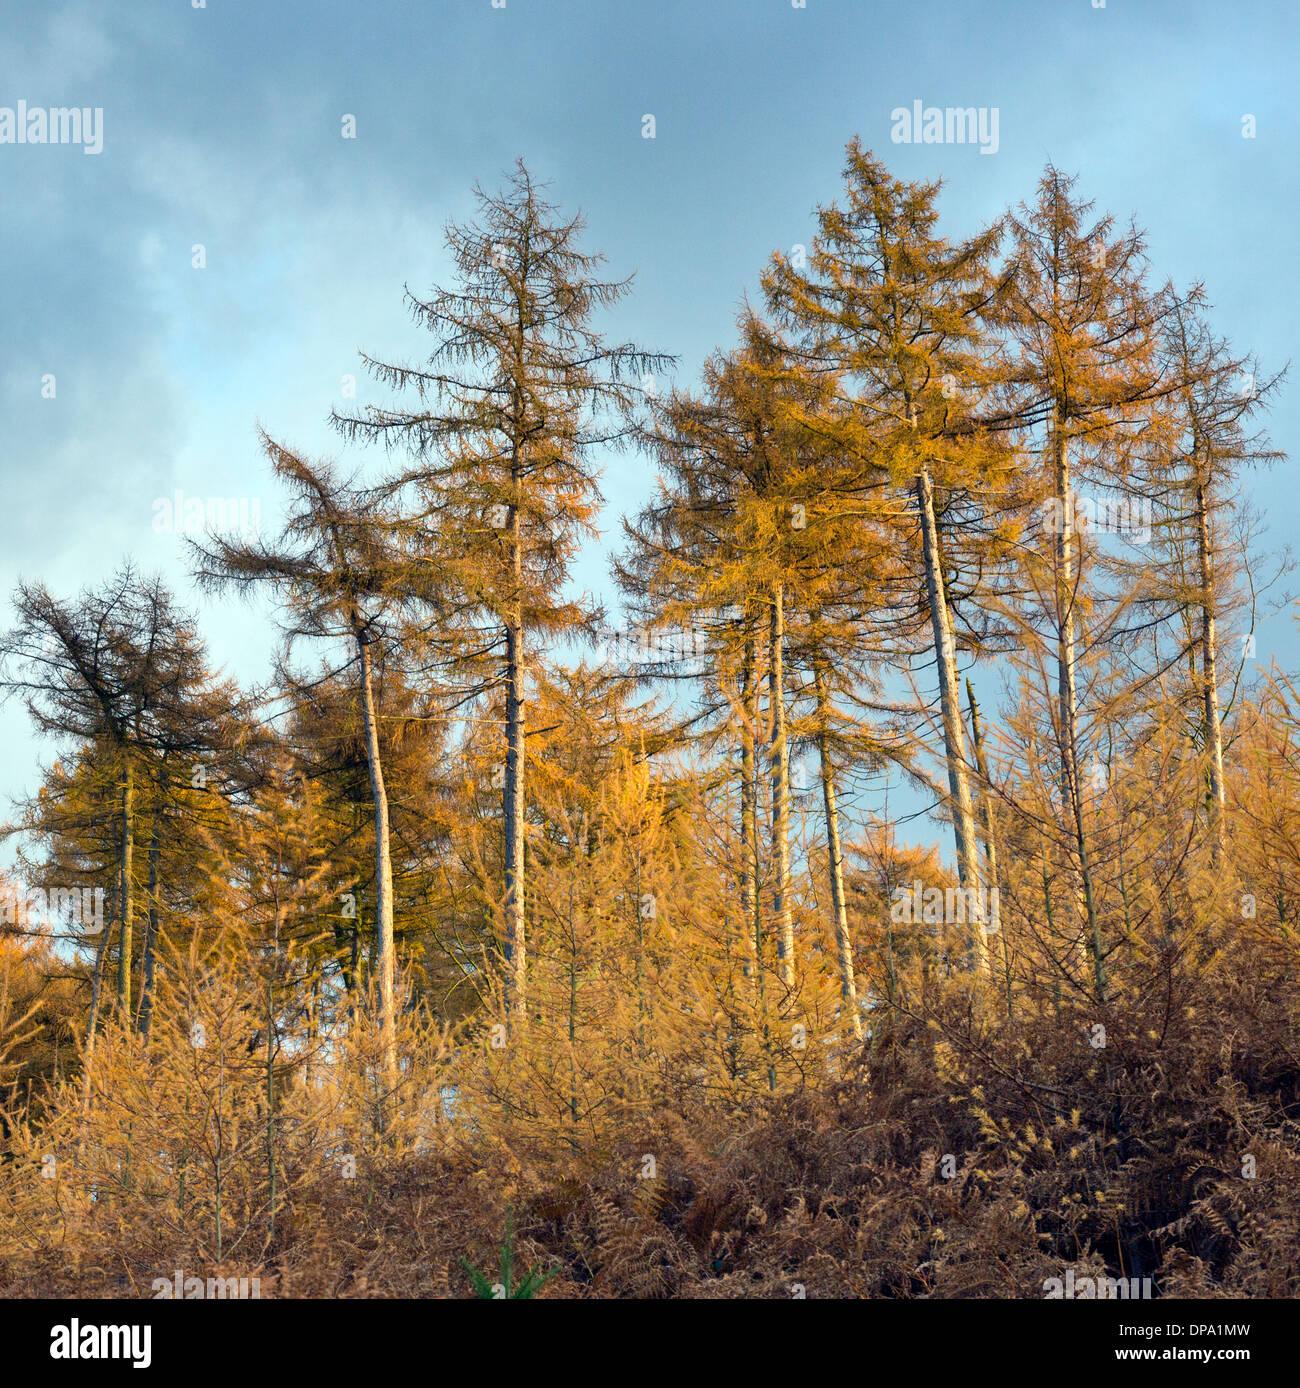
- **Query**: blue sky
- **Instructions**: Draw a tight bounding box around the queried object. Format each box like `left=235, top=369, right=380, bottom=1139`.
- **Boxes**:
left=2, top=0, right=1297, bottom=861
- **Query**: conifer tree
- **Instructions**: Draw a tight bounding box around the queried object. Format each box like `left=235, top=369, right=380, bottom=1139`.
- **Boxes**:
left=998, top=168, right=1183, bottom=997
left=192, top=434, right=409, bottom=1082
left=0, top=571, right=236, bottom=1036
left=1141, top=296, right=1285, bottom=861
left=333, top=160, right=670, bottom=1019
left=765, top=140, right=1011, bottom=967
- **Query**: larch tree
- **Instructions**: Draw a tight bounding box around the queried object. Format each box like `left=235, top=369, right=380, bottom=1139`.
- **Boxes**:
left=192, top=434, right=408, bottom=1083
left=999, top=167, right=1188, bottom=1000
left=765, top=139, right=1012, bottom=970
left=0, top=570, right=232, bottom=1041
left=332, top=160, right=670, bottom=1020
left=621, top=328, right=830, bottom=1001
left=1141, top=295, right=1285, bottom=863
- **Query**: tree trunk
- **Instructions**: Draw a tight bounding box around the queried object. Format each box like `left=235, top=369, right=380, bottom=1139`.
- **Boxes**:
left=347, top=923, right=360, bottom=1019
left=632, top=852, right=648, bottom=1068
left=116, top=752, right=135, bottom=1016
left=265, top=920, right=278, bottom=1241
left=744, top=623, right=773, bottom=1089
left=138, top=816, right=162, bottom=1039
left=503, top=491, right=527, bottom=1018
left=813, top=657, right=861, bottom=1039
left=739, top=632, right=758, bottom=982
left=305, top=976, right=320, bottom=1089
left=567, top=854, right=579, bottom=1125
left=768, top=583, right=794, bottom=991
left=915, top=467, right=983, bottom=966
left=356, top=631, right=397, bottom=1082
left=82, top=900, right=114, bottom=1107
left=1194, top=471, right=1226, bottom=863
left=1050, top=423, right=1104, bottom=1001
left=966, top=680, right=1006, bottom=990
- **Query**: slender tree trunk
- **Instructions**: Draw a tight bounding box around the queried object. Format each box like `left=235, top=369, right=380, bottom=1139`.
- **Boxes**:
left=1194, top=470, right=1226, bottom=863
left=305, top=976, right=320, bottom=1089
left=739, top=632, right=757, bottom=982
left=915, top=467, right=983, bottom=966
left=214, top=1039, right=225, bottom=1260
left=356, top=631, right=397, bottom=1083
left=266, top=911, right=279, bottom=1241
left=116, top=752, right=135, bottom=1016
left=1113, top=726, right=1136, bottom=948
left=503, top=583, right=527, bottom=1019
left=744, top=624, right=773, bottom=1089
left=966, top=680, right=1005, bottom=990
left=138, top=816, right=162, bottom=1039
left=567, top=858, right=579, bottom=1125
left=813, top=657, right=861, bottom=1039
left=347, top=924, right=360, bottom=1021
left=81, top=902, right=115, bottom=1109
left=768, top=583, right=794, bottom=990
left=632, top=852, right=648, bottom=1068
left=1050, top=422, right=1104, bottom=1001
left=502, top=245, right=529, bottom=1022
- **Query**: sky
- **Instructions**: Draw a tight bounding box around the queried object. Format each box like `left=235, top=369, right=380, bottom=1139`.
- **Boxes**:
left=2, top=0, right=1298, bottom=864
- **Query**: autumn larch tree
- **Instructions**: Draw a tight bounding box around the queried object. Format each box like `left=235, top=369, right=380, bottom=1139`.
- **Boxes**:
left=764, top=139, right=1012, bottom=971
left=1142, top=294, right=1285, bottom=863
left=0, top=570, right=235, bottom=1046
left=192, top=435, right=411, bottom=1083
left=999, top=167, right=1188, bottom=999
left=333, top=160, right=671, bottom=1019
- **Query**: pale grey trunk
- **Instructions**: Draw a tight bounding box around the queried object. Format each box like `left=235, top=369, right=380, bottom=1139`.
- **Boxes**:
left=266, top=898, right=282, bottom=1239
left=138, top=817, right=162, bottom=1040
left=966, top=680, right=1006, bottom=989
left=768, top=584, right=794, bottom=990
left=915, top=467, right=984, bottom=967
left=502, top=493, right=527, bottom=1018
left=356, top=632, right=396, bottom=1081
left=1194, top=472, right=1226, bottom=862
left=812, top=658, right=860, bottom=1039
left=744, top=624, right=774, bottom=1089
left=567, top=833, right=580, bottom=1124
left=82, top=898, right=114, bottom=1106
left=739, top=632, right=758, bottom=981
left=1050, top=423, right=1104, bottom=1001
left=116, top=753, right=135, bottom=1016
left=502, top=255, right=530, bottom=1023
left=633, top=854, right=647, bottom=1068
